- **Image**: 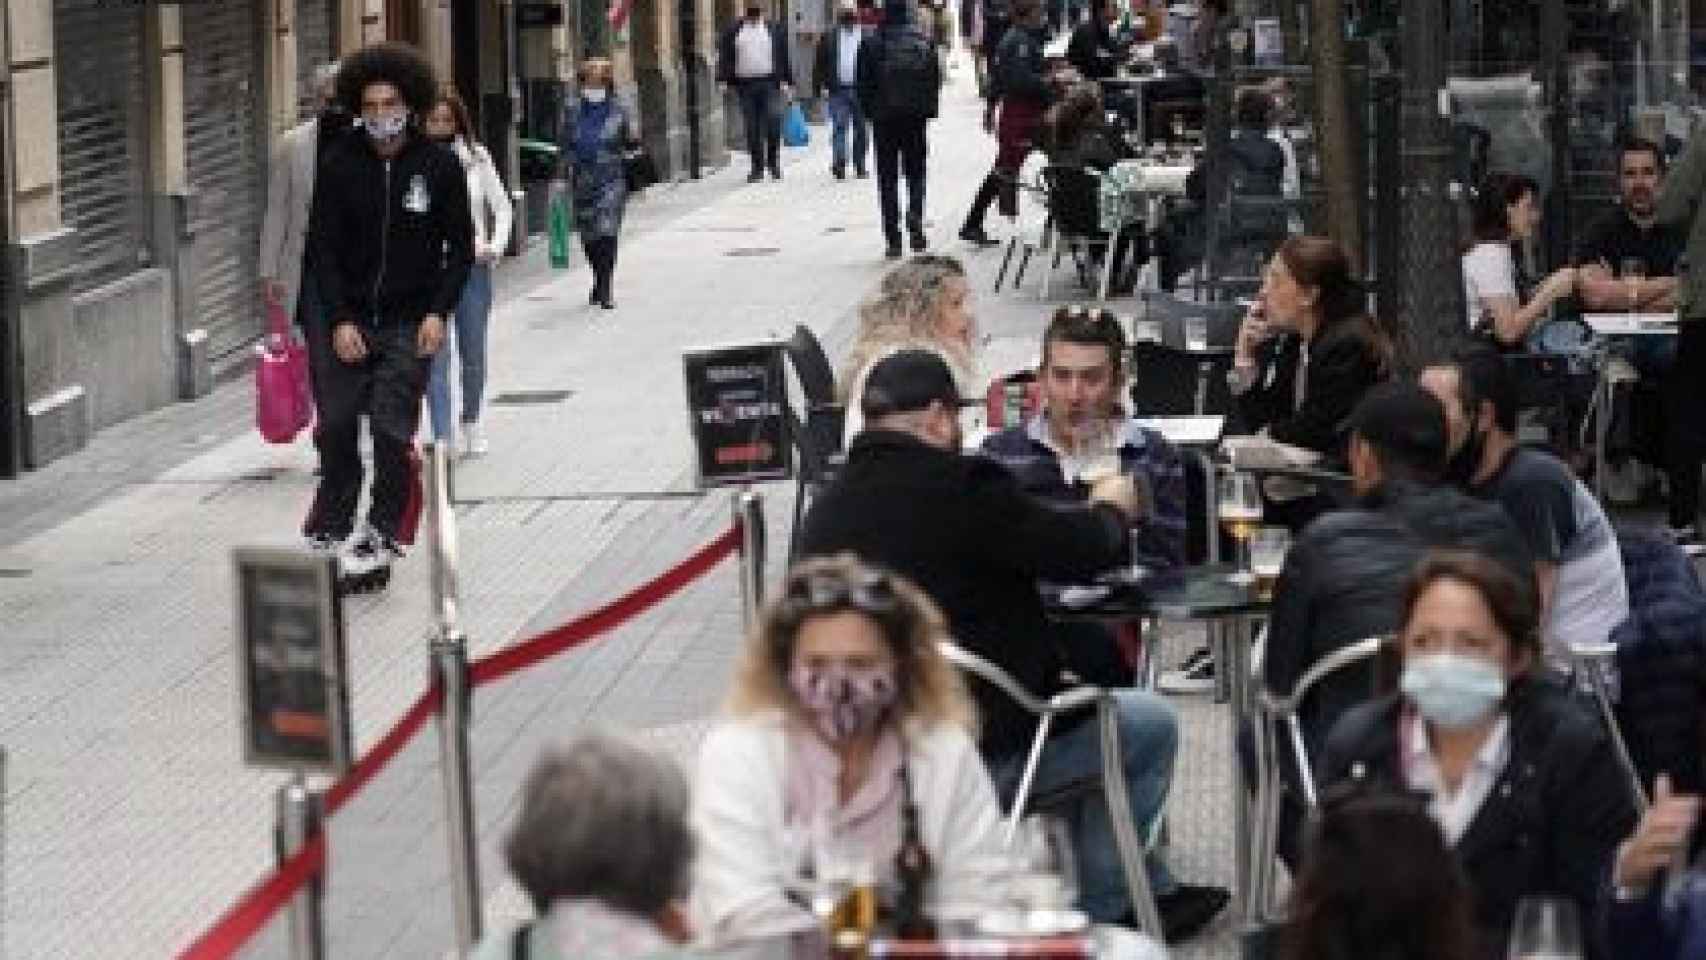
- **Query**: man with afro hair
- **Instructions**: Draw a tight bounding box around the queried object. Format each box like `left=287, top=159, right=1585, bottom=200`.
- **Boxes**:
left=304, top=41, right=474, bottom=592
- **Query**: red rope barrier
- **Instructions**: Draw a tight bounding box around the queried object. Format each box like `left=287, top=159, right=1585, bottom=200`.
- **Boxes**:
left=178, top=835, right=326, bottom=960
left=468, top=522, right=743, bottom=687
left=175, top=522, right=744, bottom=960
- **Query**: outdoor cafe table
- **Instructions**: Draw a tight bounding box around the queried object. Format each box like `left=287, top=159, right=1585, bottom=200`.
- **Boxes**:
left=709, top=927, right=1164, bottom=958
left=1043, top=564, right=1270, bottom=924
left=1581, top=312, right=1679, bottom=501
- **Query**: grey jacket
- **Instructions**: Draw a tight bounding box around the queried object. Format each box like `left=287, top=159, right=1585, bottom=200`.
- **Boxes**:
left=258, top=118, right=320, bottom=320
left=1654, top=127, right=1706, bottom=319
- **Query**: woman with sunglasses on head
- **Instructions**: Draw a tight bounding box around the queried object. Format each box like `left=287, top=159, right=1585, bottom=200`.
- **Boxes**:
left=1318, top=550, right=1637, bottom=960
left=689, top=554, right=1010, bottom=945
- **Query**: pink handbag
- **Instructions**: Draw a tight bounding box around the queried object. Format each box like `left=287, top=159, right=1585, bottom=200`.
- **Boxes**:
left=254, top=300, right=313, bottom=444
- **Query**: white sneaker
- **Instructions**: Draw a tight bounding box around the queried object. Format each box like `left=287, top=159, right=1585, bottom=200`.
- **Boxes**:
left=461, top=420, right=489, bottom=457
left=338, top=526, right=402, bottom=594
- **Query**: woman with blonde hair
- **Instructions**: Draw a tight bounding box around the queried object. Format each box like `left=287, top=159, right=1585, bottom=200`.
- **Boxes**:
left=840, top=255, right=979, bottom=442
left=690, top=554, right=1010, bottom=944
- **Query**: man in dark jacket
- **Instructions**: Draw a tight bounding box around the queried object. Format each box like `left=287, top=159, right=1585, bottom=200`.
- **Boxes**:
left=304, top=42, right=473, bottom=593
left=1065, top=0, right=1123, bottom=81
left=798, top=349, right=1229, bottom=942
left=717, top=0, right=794, bottom=182
left=815, top=0, right=870, bottom=180
left=857, top=0, right=941, bottom=258
left=960, top=0, right=1053, bottom=246
left=1253, top=382, right=1534, bottom=864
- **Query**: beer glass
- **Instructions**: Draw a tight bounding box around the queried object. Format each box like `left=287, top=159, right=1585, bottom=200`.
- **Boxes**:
left=1218, top=471, right=1263, bottom=583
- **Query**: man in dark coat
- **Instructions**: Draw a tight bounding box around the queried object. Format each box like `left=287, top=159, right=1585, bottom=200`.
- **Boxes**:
left=857, top=0, right=942, bottom=257
left=1251, top=382, right=1534, bottom=865
left=797, top=349, right=1229, bottom=942
left=717, top=0, right=794, bottom=181
left=960, top=0, right=1052, bottom=246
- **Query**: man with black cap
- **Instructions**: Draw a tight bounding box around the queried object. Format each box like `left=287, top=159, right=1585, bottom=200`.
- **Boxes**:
left=1253, top=381, right=1533, bottom=866
left=797, top=348, right=1230, bottom=943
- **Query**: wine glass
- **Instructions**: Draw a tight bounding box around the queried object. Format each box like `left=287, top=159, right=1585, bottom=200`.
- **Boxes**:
left=1005, top=815, right=1080, bottom=915
left=1507, top=896, right=1582, bottom=960
left=1218, top=471, right=1263, bottom=584
left=1621, top=256, right=1647, bottom=315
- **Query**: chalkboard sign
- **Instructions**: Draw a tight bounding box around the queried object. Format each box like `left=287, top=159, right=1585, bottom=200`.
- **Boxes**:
left=234, top=548, right=353, bottom=774
left=682, top=340, right=793, bottom=488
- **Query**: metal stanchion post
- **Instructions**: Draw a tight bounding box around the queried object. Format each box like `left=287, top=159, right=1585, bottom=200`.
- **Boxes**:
left=735, top=490, right=767, bottom=632
left=275, top=771, right=325, bottom=960
left=425, top=441, right=483, bottom=952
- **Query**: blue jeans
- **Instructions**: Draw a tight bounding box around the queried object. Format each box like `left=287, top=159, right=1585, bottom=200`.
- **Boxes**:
left=827, top=87, right=868, bottom=173
left=989, top=689, right=1179, bottom=922
left=426, top=263, right=493, bottom=440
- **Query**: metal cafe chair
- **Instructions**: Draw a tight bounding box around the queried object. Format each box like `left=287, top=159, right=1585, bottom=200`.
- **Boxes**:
left=1246, top=636, right=1388, bottom=925
left=937, top=640, right=1166, bottom=939
left=1568, top=640, right=1651, bottom=817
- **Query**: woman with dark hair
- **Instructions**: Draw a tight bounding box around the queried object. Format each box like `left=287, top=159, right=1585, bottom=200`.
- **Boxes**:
left=1041, top=82, right=1124, bottom=170
left=1319, top=550, right=1638, bottom=960
left=559, top=58, right=638, bottom=310
left=1282, top=787, right=1478, bottom=960
left=1230, top=235, right=1390, bottom=463
left=1463, top=172, right=1579, bottom=347
left=423, top=84, right=512, bottom=457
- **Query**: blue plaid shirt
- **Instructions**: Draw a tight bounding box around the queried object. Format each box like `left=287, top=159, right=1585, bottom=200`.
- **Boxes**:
left=979, top=414, right=1188, bottom=568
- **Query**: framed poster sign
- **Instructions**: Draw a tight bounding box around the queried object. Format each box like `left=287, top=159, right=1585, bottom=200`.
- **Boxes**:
left=682, top=340, right=794, bottom=488
left=234, top=548, right=352, bottom=774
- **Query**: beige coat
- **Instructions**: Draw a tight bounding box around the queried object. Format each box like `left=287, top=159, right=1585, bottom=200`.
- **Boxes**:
left=258, top=118, right=319, bottom=320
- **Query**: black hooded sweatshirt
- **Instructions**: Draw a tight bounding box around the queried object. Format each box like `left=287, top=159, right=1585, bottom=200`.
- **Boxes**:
left=310, top=127, right=473, bottom=328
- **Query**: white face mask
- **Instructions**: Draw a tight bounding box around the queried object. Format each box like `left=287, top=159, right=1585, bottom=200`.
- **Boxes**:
left=582, top=88, right=608, bottom=104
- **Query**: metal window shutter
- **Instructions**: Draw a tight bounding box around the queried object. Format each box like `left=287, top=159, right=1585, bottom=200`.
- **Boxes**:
left=183, top=0, right=265, bottom=363
left=54, top=0, right=150, bottom=293
left=295, top=0, right=337, bottom=121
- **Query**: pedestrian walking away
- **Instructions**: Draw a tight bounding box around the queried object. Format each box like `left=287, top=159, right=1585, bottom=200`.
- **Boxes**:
left=560, top=58, right=638, bottom=311
left=815, top=0, right=870, bottom=181
left=961, top=0, right=1054, bottom=247
left=258, top=61, right=354, bottom=410
left=857, top=0, right=942, bottom=259
left=717, top=0, right=794, bottom=182
left=302, top=41, right=474, bottom=594
left=424, top=84, right=513, bottom=456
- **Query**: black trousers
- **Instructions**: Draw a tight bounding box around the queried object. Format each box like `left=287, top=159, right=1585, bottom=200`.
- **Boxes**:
left=580, top=233, right=619, bottom=297
left=1669, top=321, right=1706, bottom=528
left=303, top=322, right=430, bottom=545
left=872, top=118, right=928, bottom=242
left=735, top=78, right=782, bottom=174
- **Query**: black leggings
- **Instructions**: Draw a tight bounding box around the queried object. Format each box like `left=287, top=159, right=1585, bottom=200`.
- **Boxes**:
left=581, top=234, right=619, bottom=295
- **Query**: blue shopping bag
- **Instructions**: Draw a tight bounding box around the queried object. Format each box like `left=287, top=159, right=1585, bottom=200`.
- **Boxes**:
left=782, top=101, right=809, bottom=148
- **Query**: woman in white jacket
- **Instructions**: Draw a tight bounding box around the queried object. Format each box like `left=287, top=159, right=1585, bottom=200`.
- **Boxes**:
left=690, top=554, right=1011, bottom=946
left=423, top=86, right=513, bottom=457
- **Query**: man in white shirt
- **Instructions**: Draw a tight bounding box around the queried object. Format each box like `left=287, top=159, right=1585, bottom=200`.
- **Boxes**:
left=814, top=0, right=870, bottom=180
left=718, top=1, right=795, bottom=182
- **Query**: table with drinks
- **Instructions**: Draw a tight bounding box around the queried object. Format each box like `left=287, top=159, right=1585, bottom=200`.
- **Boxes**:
left=766, top=786, right=1166, bottom=960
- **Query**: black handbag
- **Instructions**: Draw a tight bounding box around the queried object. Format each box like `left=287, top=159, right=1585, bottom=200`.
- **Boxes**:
left=622, top=147, right=658, bottom=192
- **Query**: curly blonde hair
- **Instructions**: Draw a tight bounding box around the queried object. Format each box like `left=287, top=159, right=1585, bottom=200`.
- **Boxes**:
left=839, top=257, right=975, bottom=399
left=724, top=554, right=977, bottom=736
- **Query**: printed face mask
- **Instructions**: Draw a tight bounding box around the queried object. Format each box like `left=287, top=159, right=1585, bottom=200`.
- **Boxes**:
left=363, top=110, right=408, bottom=142
left=1401, top=652, right=1507, bottom=729
left=789, top=662, right=898, bottom=742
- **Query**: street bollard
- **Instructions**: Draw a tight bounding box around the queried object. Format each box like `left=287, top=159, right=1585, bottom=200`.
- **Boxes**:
left=735, top=490, right=767, bottom=632
left=275, top=772, right=325, bottom=960
left=424, top=442, right=483, bottom=953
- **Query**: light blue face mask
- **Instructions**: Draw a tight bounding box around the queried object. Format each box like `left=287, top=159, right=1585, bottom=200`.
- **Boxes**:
left=1400, top=652, right=1507, bottom=729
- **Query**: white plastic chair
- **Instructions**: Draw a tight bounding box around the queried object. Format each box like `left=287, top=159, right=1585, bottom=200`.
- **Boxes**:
left=938, top=640, right=1165, bottom=939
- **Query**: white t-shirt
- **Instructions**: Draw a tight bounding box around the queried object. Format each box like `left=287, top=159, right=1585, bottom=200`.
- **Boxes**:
left=1461, top=241, right=1517, bottom=330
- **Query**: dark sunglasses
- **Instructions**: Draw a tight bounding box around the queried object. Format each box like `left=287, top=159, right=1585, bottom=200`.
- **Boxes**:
left=780, top=569, right=901, bottom=618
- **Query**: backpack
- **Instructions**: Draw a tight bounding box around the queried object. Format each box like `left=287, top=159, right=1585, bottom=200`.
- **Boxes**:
left=878, top=26, right=939, bottom=118
left=1221, top=134, right=1286, bottom=249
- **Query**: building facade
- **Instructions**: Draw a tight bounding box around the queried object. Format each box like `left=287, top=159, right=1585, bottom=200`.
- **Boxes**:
left=0, top=0, right=732, bottom=477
